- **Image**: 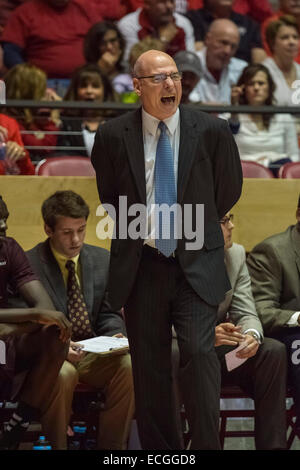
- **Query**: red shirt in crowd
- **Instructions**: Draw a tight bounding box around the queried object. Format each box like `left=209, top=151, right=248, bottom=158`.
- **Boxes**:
left=1, top=0, right=103, bottom=78
left=0, top=113, right=34, bottom=175
left=124, top=0, right=273, bottom=24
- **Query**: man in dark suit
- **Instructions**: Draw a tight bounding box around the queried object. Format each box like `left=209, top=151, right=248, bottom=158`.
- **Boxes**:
left=26, top=190, right=134, bottom=450
left=91, top=50, right=243, bottom=449
left=247, top=194, right=300, bottom=436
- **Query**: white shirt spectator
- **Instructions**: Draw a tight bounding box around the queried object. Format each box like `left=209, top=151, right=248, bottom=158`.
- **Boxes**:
left=118, top=8, right=195, bottom=63
left=233, top=113, right=299, bottom=165
left=263, top=57, right=300, bottom=106
left=189, top=47, right=247, bottom=104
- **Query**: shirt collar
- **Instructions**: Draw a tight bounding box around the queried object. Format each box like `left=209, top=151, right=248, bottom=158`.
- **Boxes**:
left=50, top=241, right=80, bottom=267
left=142, top=108, right=180, bottom=136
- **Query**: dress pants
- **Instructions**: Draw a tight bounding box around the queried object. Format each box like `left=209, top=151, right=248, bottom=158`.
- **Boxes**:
left=216, top=337, right=287, bottom=450
left=41, top=352, right=135, bottom=449
left=274, top=328, right=300, bottom=431
left=124, top=246, right=221, bottom=450
left=173, top=337, right=287, bottom=449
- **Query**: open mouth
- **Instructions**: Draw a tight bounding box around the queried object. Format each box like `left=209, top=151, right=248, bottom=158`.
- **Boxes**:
left=161, top=96, right=175, bottom=104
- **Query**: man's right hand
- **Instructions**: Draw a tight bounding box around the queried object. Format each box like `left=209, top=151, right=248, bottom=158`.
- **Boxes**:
left=215, top=322, right=245, bottom=347
left=67, top=341, right=86, bottom=363
left=32, top=309, right=72, bottom=343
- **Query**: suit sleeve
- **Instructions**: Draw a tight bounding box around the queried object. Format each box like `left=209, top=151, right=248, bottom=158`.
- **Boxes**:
left=228, top=245, right=263, bottom=338
left=94, top=291, right=127, bottom=336
left=212, top=118, right=243, bottom=219
left=247, top=242, right=296, bottom=335
left=91, top=124, right=119, bottom=216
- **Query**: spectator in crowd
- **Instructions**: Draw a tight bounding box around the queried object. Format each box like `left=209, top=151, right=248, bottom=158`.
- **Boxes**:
left=263, top=15, right=300, bottom=106
left=173, top=50, right=203, bottom=103
left=4, top=63, right=61, bottom=161
left=0, top=113, right=34, bottom=174
left=189, top=19, right=247, bottom=104
left=247, top=194, right=300, bottom=437
left=26, top=190, right=135, bottom=450
left=126, top=37, right=166, bottom=103
left=1, top=0, right=103, bottom=79
left=117, top=0, right=195, bottom=63
left=83, top=21, right=134, bottom=96
left=56, top=64, right=114, bottom=158
left=124, top=0, right=274, bottom=24
left=129, top=37, right=165, bottom=69
left=229, top=63, right=299, bottom=175
left=186, top=0, right=266, bottom=63
left=173, top=211, right=287, bottom=449
left=0, top=195, right=71, bottom=450
left=262, top=0, right=300, bottom=63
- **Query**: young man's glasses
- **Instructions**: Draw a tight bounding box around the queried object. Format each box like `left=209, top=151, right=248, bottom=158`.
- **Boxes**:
left=220, top=214, right=234, bottom=226
left=135, top=72, right=182, bottom=84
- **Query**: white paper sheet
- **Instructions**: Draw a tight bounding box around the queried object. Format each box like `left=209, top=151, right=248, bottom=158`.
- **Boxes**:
left=75, top=336, right=129, bottom=354
left=225, top=341, right=249, bottom=371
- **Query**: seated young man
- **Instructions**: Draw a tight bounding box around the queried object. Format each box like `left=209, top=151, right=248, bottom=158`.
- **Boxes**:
left=26, top=190, right=135, bottom=450
left=173, top=211, right=287, bottom=450
left=0, top=195, right=71, bottom=450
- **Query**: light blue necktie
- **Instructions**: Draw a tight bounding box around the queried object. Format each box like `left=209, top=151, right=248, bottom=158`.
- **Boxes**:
left=154, top=121, right=177, bottom=257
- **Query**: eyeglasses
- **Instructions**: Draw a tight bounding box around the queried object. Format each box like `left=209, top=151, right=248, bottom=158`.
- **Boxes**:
left=135, top=72, right=182, bottom=84
left=220, top=214, right=234, bottom=226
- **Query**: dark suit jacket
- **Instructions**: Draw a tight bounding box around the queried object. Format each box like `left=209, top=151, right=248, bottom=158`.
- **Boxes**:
left=26, top=239, right=126, bottom=336
left=91, top=105, right=243, bottom=309
left=247, top=224, right=300, bottom=336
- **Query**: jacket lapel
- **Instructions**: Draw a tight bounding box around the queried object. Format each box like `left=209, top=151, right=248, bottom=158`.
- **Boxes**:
left=79, top=246, right=93, bottom=316
left=292, top=225, right=300, bottom=277
left=39, top=240, right=68, bottom=314
left=177, top=106, right=201, bottom=203
left=123, top=108, right=146, bottom=205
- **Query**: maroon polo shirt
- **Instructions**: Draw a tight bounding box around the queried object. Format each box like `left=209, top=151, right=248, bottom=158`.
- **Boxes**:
left=0, top=236, right=38, bottom=308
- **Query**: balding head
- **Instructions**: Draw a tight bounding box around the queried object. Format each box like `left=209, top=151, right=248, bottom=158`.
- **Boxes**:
left=133, top=50, right=182, bottom=120
left=205, top=19, right=240, bottom=72
left=134, top=50, right=176, bottom=77
left=208, top=18, right=240, bottom=40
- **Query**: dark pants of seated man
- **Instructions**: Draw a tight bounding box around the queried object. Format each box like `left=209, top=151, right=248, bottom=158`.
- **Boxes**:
left=172, top=337, right=287, bottom=450
left=273, top=327, right=300, bottom=432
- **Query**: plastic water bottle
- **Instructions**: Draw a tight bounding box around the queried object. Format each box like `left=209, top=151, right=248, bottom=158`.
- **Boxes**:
left=33, top=435, right=52, bottom=450
left=68, top=421, right=87, bottom=450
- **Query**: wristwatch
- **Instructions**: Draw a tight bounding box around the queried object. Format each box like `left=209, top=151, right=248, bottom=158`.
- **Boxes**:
left=247, top=331, right=262, bottom=345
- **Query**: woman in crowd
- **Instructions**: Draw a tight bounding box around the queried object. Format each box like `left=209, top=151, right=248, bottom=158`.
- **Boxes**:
left=57, top=64, right=114, bottom=157
left=83, top=21, right=133, bottom=95
left=263, top=15, right=300, bottom=106
left=229, top=63, right=299, bottom=175
left=0, top=113, right=34, bottom=175
left=4, top=63, right=61, bottom=161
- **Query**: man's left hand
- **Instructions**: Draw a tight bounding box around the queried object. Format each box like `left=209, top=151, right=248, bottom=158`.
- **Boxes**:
left=236, top=334, right=260, bottom=359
